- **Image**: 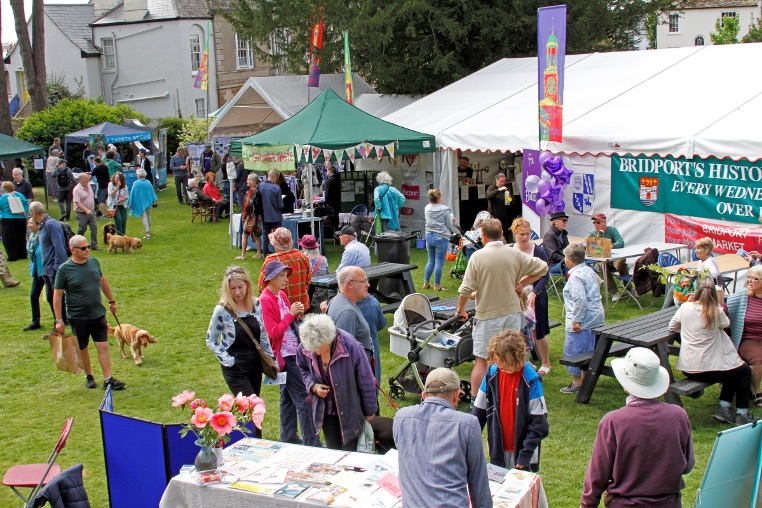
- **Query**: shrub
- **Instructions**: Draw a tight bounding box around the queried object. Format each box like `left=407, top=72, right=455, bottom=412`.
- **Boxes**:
left=178, top=116, right=209, bottom=145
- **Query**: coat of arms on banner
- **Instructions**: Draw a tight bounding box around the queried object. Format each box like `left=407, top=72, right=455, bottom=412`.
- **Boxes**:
left=572, top=173, right=594, bottom=215
left=639, top=177, right=658, bottom=207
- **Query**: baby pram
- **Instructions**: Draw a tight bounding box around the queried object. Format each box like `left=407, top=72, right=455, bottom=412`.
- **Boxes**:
left=387, top=294, right=474, bottom=401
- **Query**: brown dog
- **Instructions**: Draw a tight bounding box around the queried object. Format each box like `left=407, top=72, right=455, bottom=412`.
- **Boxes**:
left=107, top=323, right=156, bottom=366
left=103, top=223, right=117, bottom=245
left=106, top=233, right=143, bottom=254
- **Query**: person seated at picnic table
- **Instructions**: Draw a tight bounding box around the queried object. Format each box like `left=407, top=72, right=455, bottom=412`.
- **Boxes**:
left=581, top=347, right=694, bottom=508
left=669, top=281, right=755, bottom=425
left=560, top=243, right=605, bottom=394
left=472, top=330, right=549, bottom=472
left=587, top=212, right=629, bottom=302
left=542, top=211, right=570, bottom=275
left=203, top=171, right=229, bottom=221
left=693, top=237, right=720, bottom=281
left=728, top=265, right=762, bottom=409
left=336, top=226, right=371, bottom=271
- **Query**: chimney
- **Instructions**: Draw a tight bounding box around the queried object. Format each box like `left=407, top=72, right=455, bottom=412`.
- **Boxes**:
left=124, top=0, right=148, bottom=22
left=93, top=0, right=121, bottom=18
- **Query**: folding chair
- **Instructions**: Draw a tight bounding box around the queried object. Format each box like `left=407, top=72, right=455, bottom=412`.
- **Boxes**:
left=547, top=267, right=566, bottom=303
left=658, top=252, right=679, bottom=268
left=3, top=417, right=74, bottom=507
left=613, top=273, right=643, bottom=310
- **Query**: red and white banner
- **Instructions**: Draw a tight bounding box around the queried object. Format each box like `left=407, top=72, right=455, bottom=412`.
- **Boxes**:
left=665, top=214, right=762, bottom=254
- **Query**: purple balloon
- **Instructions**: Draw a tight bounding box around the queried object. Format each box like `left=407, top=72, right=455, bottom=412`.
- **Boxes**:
left=539, top=151, right=554, bottom=166
left=553, top=200, right=566, bottom=213
left=540, top=185, right=562, bottom=205
left=543, top=156, right=565, bottom=174
left=536, top=179, right=551, bottom=196
left=535, top=198, right=549, bottom=216
left=552, top=166, right=573, bottom=186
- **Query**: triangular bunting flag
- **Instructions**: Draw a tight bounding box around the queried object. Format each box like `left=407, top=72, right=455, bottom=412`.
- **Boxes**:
left=386, top=143, right=395, bottom=159
left=295, top=145, right=303, bottom=162
left=335, top=149, right=345, bottom=162
left=311, top=147, right=321, bottom=162
left=376, top=145, right=384, bottom=161
left=348, top=150, right=356, bottom=163
left=323, top=149, right=332, bottom=162
left=302, top=145, right=310, bottom=161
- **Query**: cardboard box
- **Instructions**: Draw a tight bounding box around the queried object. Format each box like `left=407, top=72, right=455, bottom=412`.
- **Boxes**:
left=586, top=237, right=612, bottom=258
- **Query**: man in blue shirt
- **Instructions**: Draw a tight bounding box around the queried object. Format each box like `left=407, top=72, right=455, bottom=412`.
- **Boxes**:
left=336, top=226, right=370, bottom=271
left=259, top=169, right=284, bottom=254
left=29, top=201, right=69, bottom=329
left=394, top=368, right=492, bottom=508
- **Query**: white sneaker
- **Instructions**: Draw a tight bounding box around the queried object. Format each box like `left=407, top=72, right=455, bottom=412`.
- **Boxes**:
left=611, top=292, right=621, bottom=302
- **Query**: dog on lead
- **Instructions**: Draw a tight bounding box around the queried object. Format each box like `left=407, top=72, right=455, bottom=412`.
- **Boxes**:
left=106, top=232, right=142, bottom=254
left=107, top=323, right=156, bottom=366
left=103, top=223, right=117, bottom=245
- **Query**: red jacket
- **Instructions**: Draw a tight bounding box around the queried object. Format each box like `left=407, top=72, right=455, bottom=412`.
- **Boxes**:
left=258, top=287, right=294, bottom=370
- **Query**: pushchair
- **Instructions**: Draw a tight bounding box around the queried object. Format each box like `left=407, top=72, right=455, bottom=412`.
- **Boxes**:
left=387, top=294, right=474, bottom=401
left=449, top=211, right=490, bottom=279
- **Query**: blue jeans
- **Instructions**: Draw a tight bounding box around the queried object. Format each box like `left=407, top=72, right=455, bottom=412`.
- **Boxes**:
left=280, top=355, right=321, bottom=446
left=261, top=221, right=281, bottom=254
left=424, top=233, right=449, bottom=286
left=550, top=261, right=568, bottom=276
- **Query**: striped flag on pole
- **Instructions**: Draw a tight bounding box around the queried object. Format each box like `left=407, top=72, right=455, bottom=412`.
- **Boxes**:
left=194, top=20, right=212, bottom=90
left=344, top=32, right=354, bottom=105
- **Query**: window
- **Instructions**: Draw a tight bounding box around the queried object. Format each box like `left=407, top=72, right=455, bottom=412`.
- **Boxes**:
left=195, top=98, right=206, bottom=118
left=668, top=14, right=680, bottom=33
left=101, top=37, right=116, bottom=71
left=235, top=34, right=254, bottom=69
left=720, top=11, right=737, bottom=27
left=189, top=33, right=201, bottom=72
left=695, top=35, right=705, bottom=46
left=269, top=30, right=289, bottom=75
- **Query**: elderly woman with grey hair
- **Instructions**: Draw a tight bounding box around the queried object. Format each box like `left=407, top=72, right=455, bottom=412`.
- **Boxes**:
left=561, top=242, right=605, bottom=394
left=126, top=168, right=157, bottom=239
left=296, top=313, right=378, bottom=451
left=373, top=170, right=406, bottom=232
left=237, top=172, right=262, bottom=260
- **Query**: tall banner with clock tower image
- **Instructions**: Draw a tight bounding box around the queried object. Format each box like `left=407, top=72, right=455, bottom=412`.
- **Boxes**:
left=537, top=5, right=567, bottom=143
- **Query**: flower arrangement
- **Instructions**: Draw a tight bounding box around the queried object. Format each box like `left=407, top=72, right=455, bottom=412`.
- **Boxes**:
left=172, top=390, right=266, bottom=447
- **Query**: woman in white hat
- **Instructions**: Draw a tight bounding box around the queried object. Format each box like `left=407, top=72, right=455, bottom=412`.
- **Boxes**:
left=581, top=348, right=694, bottom=508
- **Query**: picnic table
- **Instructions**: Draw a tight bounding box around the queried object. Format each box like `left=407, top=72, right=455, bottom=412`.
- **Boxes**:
left=310, top=262, right=418, bottom=303
left=574, top=307, right=682, bottom=405
left=666, top=253, right=750, bottom=292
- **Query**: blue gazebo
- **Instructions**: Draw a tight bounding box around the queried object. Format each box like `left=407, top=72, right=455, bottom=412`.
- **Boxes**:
left=63, top=121, right=151, bottom=155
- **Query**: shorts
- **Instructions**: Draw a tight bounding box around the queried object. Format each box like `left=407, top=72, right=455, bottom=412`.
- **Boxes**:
left=69, top=316, right=108, bottom=350
left=472, top=312, right=524, bottom=359
left=96, top=188, right=108, bottom=205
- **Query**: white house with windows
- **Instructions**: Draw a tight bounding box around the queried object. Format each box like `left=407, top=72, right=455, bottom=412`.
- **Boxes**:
left=657, top=0, right=761, bottom=48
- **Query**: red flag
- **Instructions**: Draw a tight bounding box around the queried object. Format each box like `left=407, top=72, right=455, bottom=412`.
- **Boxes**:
left=311, top=19, right=324, bottom=49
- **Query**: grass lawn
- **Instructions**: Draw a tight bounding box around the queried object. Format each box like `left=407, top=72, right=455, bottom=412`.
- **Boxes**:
left=0, top=187, right=726, bottom=506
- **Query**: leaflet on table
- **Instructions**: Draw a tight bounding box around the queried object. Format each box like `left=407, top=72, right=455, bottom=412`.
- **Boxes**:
left=376, top=449, right=399, bottom=470
left=240, top=466, right=289, bottom=484
left=304, top=484, right=347, bottom=504
left=492, top=469, right=536, bottom=505
left=328, top=470, right=380, bottom=494
left=228, top=481, right=277, bottom=495
left=273, top=481, right=310, bottom=499
left=287, top=462, right=345, bottom=486
left=376, top=473, right=402, bottom=498
left=219, top=459, right=260, bottom=478
left=267, top=445, right=348, bottom=470
left=334, top=486, right=400, bottom=508
left=224, top=438, right=284, bottom=463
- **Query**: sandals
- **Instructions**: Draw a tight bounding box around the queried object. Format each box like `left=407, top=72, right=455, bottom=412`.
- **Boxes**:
left=754, top=393, right=762, bottom=407
left=537, top=366, right=551, bottom=376
left=422, top=284, right=432, bottom=289
left=434, top=286, right=447, bottom=291
left=234, top=255, right=246, bottom=260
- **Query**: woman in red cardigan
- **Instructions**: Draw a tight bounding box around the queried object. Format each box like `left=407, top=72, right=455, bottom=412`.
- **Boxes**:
left=260, top=260, right=320, bottom=446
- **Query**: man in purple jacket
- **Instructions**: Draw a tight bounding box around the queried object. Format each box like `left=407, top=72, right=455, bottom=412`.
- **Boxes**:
left=581, top=348, right=694, bottom=508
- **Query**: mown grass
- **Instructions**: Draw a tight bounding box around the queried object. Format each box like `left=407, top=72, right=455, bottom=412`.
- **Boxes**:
left=0, top=188, right=725, bottom=506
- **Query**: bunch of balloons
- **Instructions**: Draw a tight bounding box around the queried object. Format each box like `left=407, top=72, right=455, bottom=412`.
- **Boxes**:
left=524, top=151, right=574, bottom=217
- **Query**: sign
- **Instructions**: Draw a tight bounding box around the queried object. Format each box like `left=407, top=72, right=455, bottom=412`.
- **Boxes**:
left=156, top=128, right=168, bottom=189
left=611, top=154, right=762, bottom=224
left=664, top=214, right=762, bottom=254
left=537, top=5, right=566, bottom=142
left=572, top=172, right=594, bottom=215
left=242, top=144, right=295, bottom=172
left=401, top=167, right=420, bottom=200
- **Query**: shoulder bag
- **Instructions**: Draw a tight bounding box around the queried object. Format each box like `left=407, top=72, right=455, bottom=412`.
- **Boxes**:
left=223, top=305, right=279, bottom=379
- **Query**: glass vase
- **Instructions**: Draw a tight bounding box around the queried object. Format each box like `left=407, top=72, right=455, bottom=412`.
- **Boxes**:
left=194, top=443, right=218, bottom=472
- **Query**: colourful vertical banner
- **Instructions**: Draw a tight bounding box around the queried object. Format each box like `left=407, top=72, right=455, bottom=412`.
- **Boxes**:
left=194, top=20, right=212, bottom=90
left=537, top=5, right=566, bottom=143
left=308, top=16, right=324, bottom=88
left=344, top=32, right=354, bottom=105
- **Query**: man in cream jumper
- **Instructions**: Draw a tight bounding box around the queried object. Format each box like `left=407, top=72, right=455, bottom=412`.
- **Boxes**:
left=456, top=218, right=548, bottom=400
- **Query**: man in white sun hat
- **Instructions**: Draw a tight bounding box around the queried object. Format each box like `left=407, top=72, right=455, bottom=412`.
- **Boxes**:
left=580, top=348, right=694, bottom=508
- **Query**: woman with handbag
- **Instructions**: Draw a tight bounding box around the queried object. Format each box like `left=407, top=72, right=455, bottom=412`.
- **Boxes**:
left=0, top=181, right=29, bottom=261
left=260, top=260, right=320, bottom=446
left=296, top=314, right=378, bottom=451
left=236, top=173, right=263, bottom=260
left=107, top=172, right=129, bottom=235
left=206, top=266, right=276, bottom=436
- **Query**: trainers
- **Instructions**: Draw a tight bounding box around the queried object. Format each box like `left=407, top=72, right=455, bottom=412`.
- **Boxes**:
left=85, top=375, right=96, bottom=389
left=736, top=411, right=758, bottom=425
left=103, top=377, right=126, bottom=390
left=144, top=233, right=151, bottom=239
left=90, top=245, right=101, bottom=251
left=23, top=322, right=41, bottom=331
left=713, top=405, right=735, bottom=424
left=611, top=292, right=622, bottom=302
left=560, top=383, right=580, bottom=394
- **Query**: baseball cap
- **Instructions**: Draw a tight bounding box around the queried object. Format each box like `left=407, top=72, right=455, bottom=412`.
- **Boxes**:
left=423, top=368, right=461, bottom=394
left=263, top=260, right=293, bottom=282
left=338, top=226, right=357, bottom=237
left=592, top=213, right=606, bottom=221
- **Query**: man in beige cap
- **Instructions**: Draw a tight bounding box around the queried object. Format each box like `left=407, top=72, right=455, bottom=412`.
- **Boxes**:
left=393, top=368, right=492, bottom=508
left=581, top=348, right=694, bottom=507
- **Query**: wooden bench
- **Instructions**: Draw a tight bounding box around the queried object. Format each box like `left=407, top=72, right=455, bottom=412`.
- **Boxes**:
left=559, top=342, right=634, bottom=372
left=667, top=379, right=712, bottom=399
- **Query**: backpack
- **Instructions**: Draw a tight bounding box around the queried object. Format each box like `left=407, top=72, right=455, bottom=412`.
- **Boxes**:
left=56, top=170, right=71, bottom=188
left=59, top=221, right=75, bottom=257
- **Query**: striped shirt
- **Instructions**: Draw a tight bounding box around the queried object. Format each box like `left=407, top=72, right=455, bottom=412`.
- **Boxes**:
left=73, top=183, right=95, bottom=213
left=742, top=295, right=762, bottom=341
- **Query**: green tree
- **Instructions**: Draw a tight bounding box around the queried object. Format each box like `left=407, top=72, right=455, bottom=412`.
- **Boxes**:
left=178, top=116, right=208, bottom=145
left=710, top=14, right=739, bottom=45
left=741, top=17, right=762, bottom=43
left=225, top=0, right=690, bottom=94
left=16, top=98, right=149, bottom=169
left=47, top=73, right=86, bottom=107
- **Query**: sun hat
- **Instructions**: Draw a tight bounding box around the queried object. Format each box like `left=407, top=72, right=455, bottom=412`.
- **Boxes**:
left=337, top=226, right=357, bottom=237
left=611, top=348, right=669, bottom=399
left=549, top=211, right=569, bottom=221
left=268, top=227, right=294, bottom=251
left=591, top=213, right=606, bottom=221
left=263, top=260, right=293, bottom=282
left=298, top=234, right=319, bottom=250
left=423, top=368, right=461, bottom=394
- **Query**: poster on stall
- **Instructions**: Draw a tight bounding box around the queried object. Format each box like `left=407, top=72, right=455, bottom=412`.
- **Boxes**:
left=242, top=144, right=295, bottom=173
left=664, top=214, right=762, bottom=253
left=572, top=172, right=594, bottom=216
left=401, top=168, right=420, bottom=200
